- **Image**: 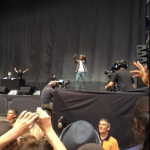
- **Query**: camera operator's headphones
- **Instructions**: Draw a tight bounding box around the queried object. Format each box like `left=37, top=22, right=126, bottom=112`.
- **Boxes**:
left=117, top=60, right=128, bottom=69
left=58, top=116, right=64, bottom=130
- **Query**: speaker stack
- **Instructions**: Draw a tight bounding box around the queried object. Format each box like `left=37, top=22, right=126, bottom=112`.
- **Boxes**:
left=0, top=87, right=9, bottom=94
left=18, top=87, right=34, bottom=95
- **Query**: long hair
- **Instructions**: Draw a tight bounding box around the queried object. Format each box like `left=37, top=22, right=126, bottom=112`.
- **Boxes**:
left=134, top=96, right=149, bottom=150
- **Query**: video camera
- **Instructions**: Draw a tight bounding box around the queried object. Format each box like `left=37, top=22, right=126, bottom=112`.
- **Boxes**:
left=105, top=62, right=120, bottom=78
left=105, top=60, right=127, bottom=78
left=58, top=79, right=70, bottom=89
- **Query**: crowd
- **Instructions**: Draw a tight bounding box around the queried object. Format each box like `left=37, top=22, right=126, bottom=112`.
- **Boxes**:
left=0, top=61, right=149, bottom=150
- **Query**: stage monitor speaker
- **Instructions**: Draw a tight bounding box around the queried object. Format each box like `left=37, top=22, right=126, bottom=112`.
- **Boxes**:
left=18, top=87, right=34, bottom=95
left=0, top=86, right=9, bottom=94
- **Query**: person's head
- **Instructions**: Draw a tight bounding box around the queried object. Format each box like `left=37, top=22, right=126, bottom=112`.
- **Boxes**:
left=134, top=96, right=149, bottom=150
left=80, top=55, right=83, bottom=60
left=19, top=69, right=22, bottom=73
left=50, top=81, right=59, bottom=89
left=60, top=120, right=100, bottom=150
left=99, top=118, right=110, bottom=134
left=82, top=55, right=87, bottom=63
left=0, top=121, right=18, bottom=150
left=15, top=135, right=53, bottom=150
left=78, top=143, right=104, bottom=150
left=53, top=74, right=56, bottom=78
left=7, top=108, right=18, bottom=122
left=58, top=116, right=71, bottom=131
left=119, top=60, right=128, bottom=69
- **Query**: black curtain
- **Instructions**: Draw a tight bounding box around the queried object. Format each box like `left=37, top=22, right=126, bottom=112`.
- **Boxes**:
left=0, top=0, right=146, bottom=91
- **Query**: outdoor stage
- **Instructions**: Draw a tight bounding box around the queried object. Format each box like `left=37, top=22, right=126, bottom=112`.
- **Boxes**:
left=0, top=87, right=149, bottom=149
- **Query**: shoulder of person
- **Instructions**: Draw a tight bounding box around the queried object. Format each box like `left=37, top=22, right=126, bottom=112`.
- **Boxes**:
left=110, top=136, right=118, bottom=144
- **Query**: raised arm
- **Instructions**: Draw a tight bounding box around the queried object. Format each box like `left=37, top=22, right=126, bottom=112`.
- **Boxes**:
left=36, top=108, right=67, bottom=150
left=73, top=53, right=78, bottom=63
left=0, top=111, right=38, bottom=150
left=23, top=69, right=29, bottom=74
left=14, top=68, right=18, bottom=73
left=130, top=61, right=149, bottom=88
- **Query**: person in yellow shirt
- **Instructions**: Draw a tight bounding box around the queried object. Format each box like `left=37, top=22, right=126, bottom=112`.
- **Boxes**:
left=7, top=108, right=18, bottom=126
left=98, top=118, right=119, bottom=150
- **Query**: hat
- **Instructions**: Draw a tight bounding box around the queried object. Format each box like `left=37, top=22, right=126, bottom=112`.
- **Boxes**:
left=78, top=143, right=104, bottom=150
left=60, top=121, right=100, bottom=150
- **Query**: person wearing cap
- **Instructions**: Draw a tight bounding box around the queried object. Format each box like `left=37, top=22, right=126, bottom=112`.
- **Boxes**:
left=78, top=143, right=104, bottom=150
left=60, top=120, right=100, bottom=150
left=98, top=118, right=119, bottom=150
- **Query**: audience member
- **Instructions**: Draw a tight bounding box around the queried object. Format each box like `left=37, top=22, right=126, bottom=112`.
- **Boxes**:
left=58, top=116, right=71, bottom=132
left=60, top=120, right=100, bottom=150
left=0, top=121, right=18, bottom=150
left=14, top=135, right=53, bottom=150
left=133, top=96, right=149, bottom=150
left=30, top=123, right=44, bottom=142
left=130, top=61, right=149, bottom=88
left=0, top=111, right=38, bottom=150
left=0, top=109, right=67, bottom=150
left=36, top=107, right=67, bottom=150
left=98, top=118, right=119, bottom=150
left=78, top=143, right=104, bottom=150
left=7, top=108, right=18, bottom=126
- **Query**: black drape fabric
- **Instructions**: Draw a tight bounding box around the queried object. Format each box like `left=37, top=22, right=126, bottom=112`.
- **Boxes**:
left=53, top=88, right=149, bottom=149
left=0, top=0, right=146, bottom=91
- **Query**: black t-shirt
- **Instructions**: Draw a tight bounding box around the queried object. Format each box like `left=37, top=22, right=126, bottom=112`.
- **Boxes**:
left=18, top=72, right=23, bottom=79
left=41, top=84, right=54, bottom=104
left=111, top=69, right=135, bottom=91
left=51, top=77, right=57, bottom=81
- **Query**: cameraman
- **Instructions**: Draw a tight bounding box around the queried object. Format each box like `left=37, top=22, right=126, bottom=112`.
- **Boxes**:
left=41, top=81, right=59, bottom=116
left=105, top=60, right=135, bottom=92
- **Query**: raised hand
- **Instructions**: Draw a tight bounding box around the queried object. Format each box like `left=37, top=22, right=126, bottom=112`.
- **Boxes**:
left=73, top=53, right=77, bottom=58
left=13, top=111, right=38, bottom=135
left=130, top=61, right=149, bottom=87
left=36, top=108, right=67, bottom=150
left=36, top=108, right=52, bottom=133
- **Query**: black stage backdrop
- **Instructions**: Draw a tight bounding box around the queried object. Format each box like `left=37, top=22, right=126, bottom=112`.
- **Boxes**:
left=53, top=88, right=149, bottom=150
left=0, top=0, right=146, bottom=91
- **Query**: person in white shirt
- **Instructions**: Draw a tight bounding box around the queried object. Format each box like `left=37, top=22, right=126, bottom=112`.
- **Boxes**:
left=73, top=54, right=88, bottom=90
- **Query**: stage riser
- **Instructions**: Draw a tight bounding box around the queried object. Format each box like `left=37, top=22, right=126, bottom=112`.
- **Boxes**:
left=0, top=95, right=41, bottom=116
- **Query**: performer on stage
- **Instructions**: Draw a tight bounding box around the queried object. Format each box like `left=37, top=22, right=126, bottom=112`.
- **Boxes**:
left=14, top=68, right=28, bottom=79
left=73, top=53, right=88, bottom=90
